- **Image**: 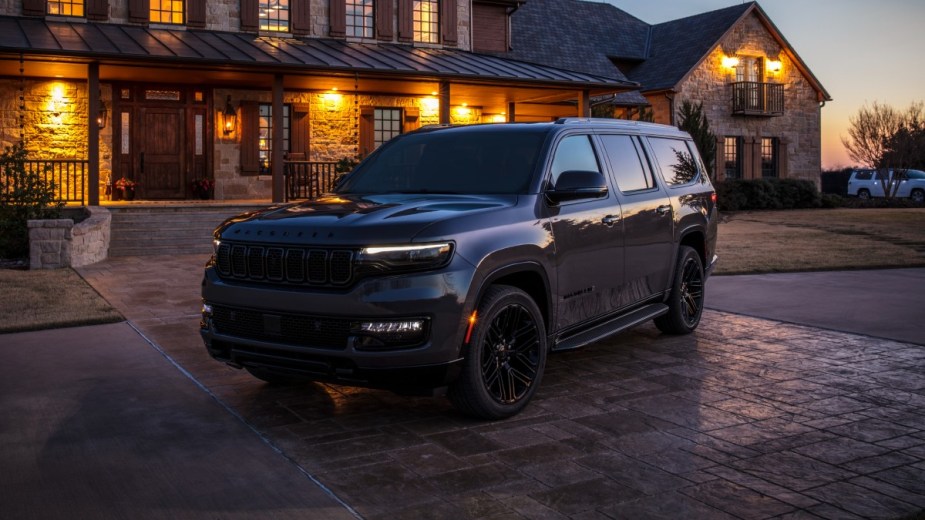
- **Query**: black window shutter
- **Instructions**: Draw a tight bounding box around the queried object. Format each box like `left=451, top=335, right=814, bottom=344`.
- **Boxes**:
left=376, top=0, right=393, bottom=40
left=329, top=0, right=346, bottom=37
left=240, top=101, right=260, bottom=176
left=292, top=0, right=311, bottom=36
left=240, top=0, right=258, bottom=32
left=187, top=0, right=206, bottom=28
left=397, top=0, right=413, bottom=42
left=22, top=0, right=44, bottom=16
left=440, top=0, right=457, bottom=45
left=128, top=0, right=149, bottom=23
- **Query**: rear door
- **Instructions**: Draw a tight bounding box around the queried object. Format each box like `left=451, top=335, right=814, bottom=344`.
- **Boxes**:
left=600, top=134, right=674, bottom=303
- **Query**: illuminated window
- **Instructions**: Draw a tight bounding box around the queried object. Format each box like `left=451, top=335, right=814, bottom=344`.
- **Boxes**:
left=761, top=137, right=778, bottom=178
left=346, top=0, right=374, bottom=38
left=258, top=104, right=291, bottom=174
left=413, top=0, right=439, bottom=43
left=724, top=137, right=742, bottom=180
left=259, top=0, right=290, bottom=32
left=150, top=0, right=184, bottom=24
left=374, top=108, right=402, bottom=149
left=47, top=0, right=84, bottom=17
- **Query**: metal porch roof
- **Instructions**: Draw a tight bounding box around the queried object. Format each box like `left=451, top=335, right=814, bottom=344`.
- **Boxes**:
left=0, top=16, right=635, bottom=89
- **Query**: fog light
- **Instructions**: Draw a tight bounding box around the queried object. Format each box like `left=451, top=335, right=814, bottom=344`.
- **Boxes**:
left=200, top=303, right=213, bottom=330
left=351, top=319, right=428, bottom=349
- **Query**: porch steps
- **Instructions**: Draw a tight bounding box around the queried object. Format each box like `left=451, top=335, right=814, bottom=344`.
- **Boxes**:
left=108, top=204, right=270, bottom=257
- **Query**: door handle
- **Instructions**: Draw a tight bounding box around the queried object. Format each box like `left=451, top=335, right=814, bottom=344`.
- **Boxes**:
left=656, top=205, right=672, bottom=215
left=602, top=215, right=621, bottom=227
left=140, top=152, right=145, bottom=174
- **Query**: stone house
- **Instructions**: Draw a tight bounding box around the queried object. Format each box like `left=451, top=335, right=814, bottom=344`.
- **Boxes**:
left=0, top=0, right=633, bottom=204
left=503, top=0, right=832, bottom=183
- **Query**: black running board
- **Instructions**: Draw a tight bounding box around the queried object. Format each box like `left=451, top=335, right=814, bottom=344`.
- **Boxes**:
left=552, top=303, right=669, bottom=352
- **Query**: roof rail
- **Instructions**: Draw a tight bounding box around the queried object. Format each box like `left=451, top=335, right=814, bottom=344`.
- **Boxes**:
left=553, top=118, right=676, bottom=130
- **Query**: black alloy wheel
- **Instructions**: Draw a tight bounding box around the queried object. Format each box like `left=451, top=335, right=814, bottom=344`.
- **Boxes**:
left=655, top=246, right=705, bottom=335
left=449, top=285, right=546, bottom=419
left=858, top=189, right=871, bottom=200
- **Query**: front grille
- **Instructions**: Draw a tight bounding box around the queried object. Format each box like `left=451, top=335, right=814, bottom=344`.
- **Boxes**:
left=211, top=305, right=351, bottom=350
left=216, top=241, right=354, bottom=287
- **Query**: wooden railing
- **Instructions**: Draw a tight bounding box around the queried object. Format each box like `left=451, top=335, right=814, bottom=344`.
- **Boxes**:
left=1, top=160, right=87, bottom=205
left=284, top=161, right=340, bottom=201
left=731, top=82, right=784, bottom=116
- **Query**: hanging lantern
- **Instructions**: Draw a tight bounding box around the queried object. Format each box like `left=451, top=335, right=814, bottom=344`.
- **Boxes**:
left=97, top=96, right=109, bottom=129
left=221, top=95, right=237, bottom=135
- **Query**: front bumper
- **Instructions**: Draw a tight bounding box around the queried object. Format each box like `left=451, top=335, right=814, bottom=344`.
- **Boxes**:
left=199, top=256, right=476, bottom=390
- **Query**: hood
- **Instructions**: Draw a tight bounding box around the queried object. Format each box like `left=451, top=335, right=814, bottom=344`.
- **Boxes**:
left=215, top=193, right=517, bottom=246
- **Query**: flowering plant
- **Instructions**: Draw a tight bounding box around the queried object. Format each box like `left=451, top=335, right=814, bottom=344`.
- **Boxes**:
left=191, top=178, right=215, bottom=194
left=114, top=177, right=137, bottom=191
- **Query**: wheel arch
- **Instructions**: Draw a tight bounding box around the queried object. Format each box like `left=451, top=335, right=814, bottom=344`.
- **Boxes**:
left=473, top=262, right=551, bottom=335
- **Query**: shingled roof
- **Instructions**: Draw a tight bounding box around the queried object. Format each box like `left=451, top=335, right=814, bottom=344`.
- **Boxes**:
left=506, top=0, right=830, bottom=102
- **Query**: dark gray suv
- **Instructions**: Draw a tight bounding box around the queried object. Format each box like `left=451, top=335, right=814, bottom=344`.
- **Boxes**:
left=200, top=119, right=718, bottom=419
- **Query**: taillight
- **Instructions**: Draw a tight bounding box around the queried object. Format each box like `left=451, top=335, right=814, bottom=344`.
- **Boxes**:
left=711, top=192, right=718, bottom=204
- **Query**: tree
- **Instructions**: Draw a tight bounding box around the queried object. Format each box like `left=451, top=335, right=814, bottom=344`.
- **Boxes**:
left=842, top=101, right=924, bottom=199
left=0, top=143, right=62, bottom=259
left=676, top=100, right=716, bottom=175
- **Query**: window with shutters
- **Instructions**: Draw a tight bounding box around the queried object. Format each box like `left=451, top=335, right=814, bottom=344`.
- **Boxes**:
left=258, top=104, right=291, bottom=174
left=150, top=0, right=183, bottom=24
left=413, top=0, right=438, bottom=43
left=346, top=0, right=374, bottom=38
left=47, top=0, right=84, bottom=16
left=724, top=136, right=743, bottom=180
left=260, top=0, right=290, bottom=32
left=373, top=108, right=402, bottom=149
left=761, top=137, right=778, bottom=178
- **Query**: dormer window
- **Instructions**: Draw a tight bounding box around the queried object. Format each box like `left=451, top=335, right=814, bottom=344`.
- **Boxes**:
left=413, top=0, right=439, bottom=43
left=346, top=0, right=374, bottom=38
left=260, top=0, right=290, bottom=32
left=47, top=0, right=84, bottom=17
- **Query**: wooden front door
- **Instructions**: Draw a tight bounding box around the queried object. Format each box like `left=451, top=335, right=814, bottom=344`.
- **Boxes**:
left=113, top=85, right=212, bottom=200
left=139, top=107, right=185, bottom=199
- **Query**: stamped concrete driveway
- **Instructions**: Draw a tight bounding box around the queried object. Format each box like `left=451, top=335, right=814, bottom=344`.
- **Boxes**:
left=77, top=255, right=925, bottom=519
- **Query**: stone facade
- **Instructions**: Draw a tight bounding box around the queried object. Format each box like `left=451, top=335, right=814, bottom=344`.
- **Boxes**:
left=656, top=11, right=823, bottom=184
left=28, top=206, right=111, bottom=269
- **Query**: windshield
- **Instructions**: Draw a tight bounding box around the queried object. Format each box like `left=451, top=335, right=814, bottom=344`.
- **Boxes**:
left=337, top=129, right=546, bottom=195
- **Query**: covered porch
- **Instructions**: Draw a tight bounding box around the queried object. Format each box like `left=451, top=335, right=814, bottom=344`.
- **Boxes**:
left=0, top=16, right=636, bottom=207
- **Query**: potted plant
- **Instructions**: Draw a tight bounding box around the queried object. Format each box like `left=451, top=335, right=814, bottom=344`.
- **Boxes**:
left=114, top=177, right=137, bottom=201
left=191, top=178, right=215, bottom=200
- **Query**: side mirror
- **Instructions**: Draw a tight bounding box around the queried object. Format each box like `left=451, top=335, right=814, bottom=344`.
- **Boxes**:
left=546, top=170, right=609, bottom=204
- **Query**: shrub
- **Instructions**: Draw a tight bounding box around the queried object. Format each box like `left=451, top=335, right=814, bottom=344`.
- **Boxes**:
left=0, top=143, right=63, bottom=259
left=715, top=178, right=820, bottom=212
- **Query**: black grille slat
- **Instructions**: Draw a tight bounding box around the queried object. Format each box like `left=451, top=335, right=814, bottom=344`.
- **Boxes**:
left=307, top=250, right=328, bottom=284
left=215, top=242, right=354, bottom=288
left=330, top=251, right=353, bottom=285
left=266, top=248, right=284, bottom=281
left=285, top=249, right=305, bottom=282
left=211, top=305, right=350, bottom=350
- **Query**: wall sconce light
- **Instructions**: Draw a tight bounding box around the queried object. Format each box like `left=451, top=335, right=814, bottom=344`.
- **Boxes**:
left=97, top=91, right=109, bottom=129
left=767, top=59, right=782, bottom=73
left=721, top=56, right=740, bottom=69
left=322, top=90, right=343, bottom=111
left=221, top=95, right=237, bottom=135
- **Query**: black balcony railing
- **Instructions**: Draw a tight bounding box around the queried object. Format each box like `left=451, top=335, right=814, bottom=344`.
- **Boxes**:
left=731, top=81, right=784, bottom=116
left=284, top=161, right=340, bottom=201
left=1, top=160, right=87, bottom=205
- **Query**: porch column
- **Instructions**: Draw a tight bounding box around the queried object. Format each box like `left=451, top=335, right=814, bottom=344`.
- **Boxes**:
left=507, top=102, right=516, bottom=122
left=578, top=90, right=590, bottom=118
left=439, top=81, right=450, bottom=125
left=87, top=62, right=100, bottom=206
left=272, top=74, right=284, bottom=203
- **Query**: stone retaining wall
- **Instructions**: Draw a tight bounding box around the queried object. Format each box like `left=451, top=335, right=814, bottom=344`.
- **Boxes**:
left=28, top=206, right=111, bottom=269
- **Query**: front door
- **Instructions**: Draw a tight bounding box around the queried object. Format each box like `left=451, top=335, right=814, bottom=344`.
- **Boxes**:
left=139, top=107, right=185, bottom=199
left=113, top=85, right=211, bottom=200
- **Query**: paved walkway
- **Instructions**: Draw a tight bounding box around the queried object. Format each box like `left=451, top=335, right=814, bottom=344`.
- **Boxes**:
left=3, top=255, right=923, bottom=519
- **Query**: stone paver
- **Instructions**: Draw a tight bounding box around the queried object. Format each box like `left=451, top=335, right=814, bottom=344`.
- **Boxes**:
left=77, top=255, right=925, bottom=519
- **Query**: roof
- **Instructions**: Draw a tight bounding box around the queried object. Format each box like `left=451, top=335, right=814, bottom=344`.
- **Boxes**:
left=0, top=15, right=634, bottom=89
left=506, top=0, right=830, bottom=102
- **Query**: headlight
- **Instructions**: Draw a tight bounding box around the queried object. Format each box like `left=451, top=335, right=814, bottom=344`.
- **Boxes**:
left=355, top=242, right=453, bottom=273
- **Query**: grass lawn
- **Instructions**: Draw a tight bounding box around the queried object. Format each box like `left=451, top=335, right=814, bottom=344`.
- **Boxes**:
left=0, top=268, right=123, bottom=333
left=1, top=208, right=923, bottom=333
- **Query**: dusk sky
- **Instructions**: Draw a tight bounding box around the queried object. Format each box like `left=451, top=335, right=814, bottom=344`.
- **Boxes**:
left=605, top=0, right=925, bottom=169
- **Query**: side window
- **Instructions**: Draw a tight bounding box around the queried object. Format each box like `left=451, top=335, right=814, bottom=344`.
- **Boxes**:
left=549, top=135, right=600, bottom=186
left=648, top=137, right=699, bottom=186
left=600, top=134, right=653, bottom=192
left=854, top=170, right=873, bottom=181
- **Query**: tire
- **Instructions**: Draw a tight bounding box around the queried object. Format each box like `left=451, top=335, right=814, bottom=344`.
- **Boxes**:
left=911, top=189, right=924, bottom=204
left=448, top=285, right=547, bottom=420
left=655, top=246, right=705, bottom=335
left=858, top=189, right=871, bottom=200
left=245, top=365, right=303, bottom=385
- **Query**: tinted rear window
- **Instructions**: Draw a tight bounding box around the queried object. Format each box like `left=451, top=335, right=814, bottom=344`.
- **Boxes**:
left=853, top=170, right=873, bottom=180
left=648, top=137, right=700, bottom=186
left=337, top=130, right=545, bottom=195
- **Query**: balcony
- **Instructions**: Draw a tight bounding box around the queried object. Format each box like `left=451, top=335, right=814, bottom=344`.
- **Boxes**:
left=731, top=82, right=784, bottom=116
